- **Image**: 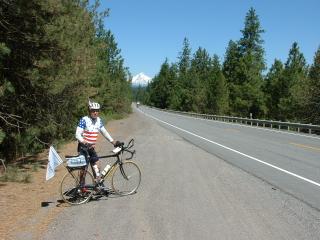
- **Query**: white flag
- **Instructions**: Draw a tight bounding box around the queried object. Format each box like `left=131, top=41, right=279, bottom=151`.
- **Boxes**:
left=46, top=146, right=63, bottom=181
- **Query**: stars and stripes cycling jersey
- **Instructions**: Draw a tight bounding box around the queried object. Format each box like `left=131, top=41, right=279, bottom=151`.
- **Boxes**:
left=75, top=116, right=113, bottom=144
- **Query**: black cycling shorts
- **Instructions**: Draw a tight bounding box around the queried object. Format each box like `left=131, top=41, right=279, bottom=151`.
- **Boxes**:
left=77, top=143, right=99, bottom=164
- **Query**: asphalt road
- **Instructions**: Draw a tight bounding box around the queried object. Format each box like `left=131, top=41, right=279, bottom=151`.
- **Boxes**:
left=139, top=106, right=320, bottom=210
left=44, top=106, right=320, bottom=240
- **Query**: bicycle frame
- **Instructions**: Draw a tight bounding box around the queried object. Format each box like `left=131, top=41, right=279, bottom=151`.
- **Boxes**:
left=77, top=139, right=135, bottom=186
left=99, top=142, right=136, bottom=181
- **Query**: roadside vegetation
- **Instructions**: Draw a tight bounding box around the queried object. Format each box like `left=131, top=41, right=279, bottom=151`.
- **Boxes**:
left=141, top=8, right=320, bottom=126
left=0, top=0, right=132, bottom=170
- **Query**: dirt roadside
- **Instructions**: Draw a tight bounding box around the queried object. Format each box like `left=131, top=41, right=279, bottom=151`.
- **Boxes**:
left=0, top=140, right=77, bottom=240
left=0, top=113, right=134, bottom=240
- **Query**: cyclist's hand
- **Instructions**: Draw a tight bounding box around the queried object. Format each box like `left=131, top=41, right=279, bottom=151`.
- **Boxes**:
left=113, top=140, right=123, bottom=148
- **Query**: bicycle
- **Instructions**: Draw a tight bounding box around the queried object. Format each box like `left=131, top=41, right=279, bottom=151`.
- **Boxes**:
left=60, top=139, right=141, bottom=205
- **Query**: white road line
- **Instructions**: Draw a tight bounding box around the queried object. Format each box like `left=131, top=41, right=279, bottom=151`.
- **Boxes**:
left=139, top=107, right=320, bottom=188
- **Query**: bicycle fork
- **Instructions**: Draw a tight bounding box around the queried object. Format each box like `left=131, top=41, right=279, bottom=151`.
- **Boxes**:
left=119, top=163, right=129, bottom=180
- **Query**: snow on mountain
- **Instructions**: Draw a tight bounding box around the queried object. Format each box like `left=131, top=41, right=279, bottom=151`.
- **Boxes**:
left=132, top=72, right=151, bottom=86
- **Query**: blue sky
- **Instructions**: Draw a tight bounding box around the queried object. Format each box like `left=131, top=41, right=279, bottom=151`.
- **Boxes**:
left=100, top=0, right=320, bottom=78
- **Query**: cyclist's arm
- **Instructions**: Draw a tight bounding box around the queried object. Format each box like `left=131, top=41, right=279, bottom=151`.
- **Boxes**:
left=75, top=118, right=86, bottom=143
left=100, top=126, right=114, bottom=143
left=75, top=127, right=85, bottom=143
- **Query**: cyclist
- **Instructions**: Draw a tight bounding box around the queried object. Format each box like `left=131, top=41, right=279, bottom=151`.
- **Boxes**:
left=75, top=99, right=119, bottom=183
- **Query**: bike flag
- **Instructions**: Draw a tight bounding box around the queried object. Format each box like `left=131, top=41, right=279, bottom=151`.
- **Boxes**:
left=46, top=146, right=63, bottom=180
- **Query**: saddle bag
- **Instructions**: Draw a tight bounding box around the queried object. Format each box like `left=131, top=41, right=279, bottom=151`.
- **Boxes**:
left=66, top=155, right=87, bottom=168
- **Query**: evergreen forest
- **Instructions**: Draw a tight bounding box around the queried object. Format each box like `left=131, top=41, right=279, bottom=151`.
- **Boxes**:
left=1, top=4, right=320, bottom=163
left=143, top=8, right=320, bottom=128
left=0, top=0, right=132, bottom=162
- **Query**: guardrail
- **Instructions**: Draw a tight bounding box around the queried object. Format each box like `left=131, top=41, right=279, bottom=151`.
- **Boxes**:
left=146, top=106, right=320, bottom=135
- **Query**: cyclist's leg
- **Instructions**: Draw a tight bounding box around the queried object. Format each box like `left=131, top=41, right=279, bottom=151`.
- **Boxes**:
left=77, top=143, right=90, bottom=186
left=88, top=148, right=100, bottom=180
left=88, top=149, right=110, bottom=195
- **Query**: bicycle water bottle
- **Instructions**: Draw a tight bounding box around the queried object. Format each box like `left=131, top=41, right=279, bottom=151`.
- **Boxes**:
left=101, top=164, right=111, bottom=177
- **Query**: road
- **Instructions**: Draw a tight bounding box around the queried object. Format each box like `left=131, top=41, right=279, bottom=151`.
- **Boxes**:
left=44, top=106, right=320, bottom=240
left=139, top=106, right=320, bottom=210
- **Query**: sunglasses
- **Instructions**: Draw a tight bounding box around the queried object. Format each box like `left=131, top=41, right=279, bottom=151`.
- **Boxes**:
left=90, top=109, right=100, bottom=112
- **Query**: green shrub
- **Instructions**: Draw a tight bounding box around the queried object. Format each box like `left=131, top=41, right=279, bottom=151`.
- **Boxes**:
left=0, top=165, right=33, bottom=183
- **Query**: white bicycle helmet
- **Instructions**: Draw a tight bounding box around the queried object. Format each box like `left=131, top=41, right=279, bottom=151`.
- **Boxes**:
left=88, top=99, right=100, bottom=110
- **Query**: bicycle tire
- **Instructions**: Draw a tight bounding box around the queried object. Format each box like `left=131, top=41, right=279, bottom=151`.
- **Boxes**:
left=60, top=168, right=95, bottom=205
left=111, top=161, right=141, bottom=196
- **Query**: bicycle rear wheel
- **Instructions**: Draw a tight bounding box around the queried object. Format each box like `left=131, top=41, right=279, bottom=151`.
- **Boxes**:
left=111, top=161, right=141, bottom=196
left=60, top=168, right=95, bottom=205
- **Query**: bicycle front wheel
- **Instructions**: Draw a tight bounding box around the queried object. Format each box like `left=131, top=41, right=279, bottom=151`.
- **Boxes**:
left=60, top=168, right=95, bottom=205
left=111, top=161, right=141, bottom=196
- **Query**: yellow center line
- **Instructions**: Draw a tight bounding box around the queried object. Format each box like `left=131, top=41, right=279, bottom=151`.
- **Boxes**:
left=290, top=142, right=320, bottom=152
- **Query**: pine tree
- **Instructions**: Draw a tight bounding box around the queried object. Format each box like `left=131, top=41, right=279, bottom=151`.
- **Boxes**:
left=263, top=59, right=284, bottom=119
left=206, top=55, right=229, bottom=114
left=175, top=38, right=193, bottom=111
left=94, top=28, right=131, bottom=114
left=238, top=7, right=266, bottom=117
left=223, top=40, right=241, bottom=114
left=239, top=8, right=265, bottom=69
left=305, top=47, right=320, bottom=124
left=190, top=47, right=212, bottom=112
left=278, top=42, right=308, bottom=121
left=148, top=59, right=177, bottom=109
left=178, top=38, right=191, bottom=77
left=223, top=40, right=241, bottom=85
left=223, top=8, right=266, bottom=118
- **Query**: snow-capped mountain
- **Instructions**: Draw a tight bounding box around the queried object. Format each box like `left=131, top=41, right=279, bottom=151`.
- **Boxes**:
left=132, top=72, right=151, bottom=86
